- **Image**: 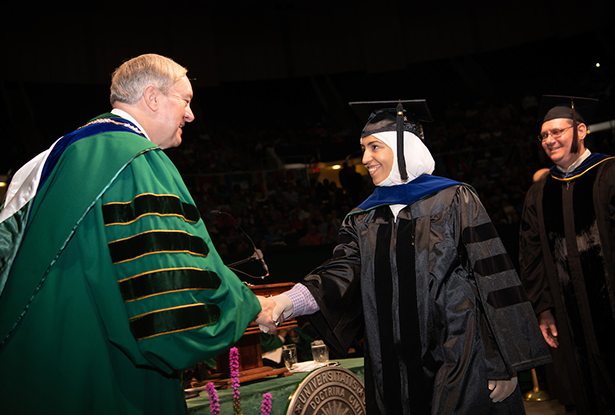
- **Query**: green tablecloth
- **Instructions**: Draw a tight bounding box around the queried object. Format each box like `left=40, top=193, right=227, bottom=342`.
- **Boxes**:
left=186, top=358, right=364, bottom=415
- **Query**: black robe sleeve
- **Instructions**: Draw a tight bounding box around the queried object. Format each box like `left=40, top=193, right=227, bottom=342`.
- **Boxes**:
left=519, top=180, right=554, bottom=315
left=456, top=185, right=552, bottom=376
left=302, top=212, right=364, bottom=358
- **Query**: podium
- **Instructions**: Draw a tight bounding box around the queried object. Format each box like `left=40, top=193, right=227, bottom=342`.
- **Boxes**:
left=209, top=282, right=297, bottom=388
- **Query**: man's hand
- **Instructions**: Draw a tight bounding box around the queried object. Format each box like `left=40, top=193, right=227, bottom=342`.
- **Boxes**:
left=254, top=294, right=294, bottom=334
left=538, top=309, right=559, bottom=348
left=255, top=296, right=277, bottom=334
left=488, top=375, right=518, bottom=403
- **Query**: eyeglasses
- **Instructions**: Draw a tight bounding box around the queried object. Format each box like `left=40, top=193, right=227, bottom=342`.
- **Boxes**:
left=537, top=126, right=573, bottom=142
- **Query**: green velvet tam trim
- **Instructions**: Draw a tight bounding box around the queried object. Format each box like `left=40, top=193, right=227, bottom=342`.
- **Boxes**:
left=119, top=268, right=221, bottom=302
left=130, top=303, right=221, bottom=340
left=102, top=194, right=200, bottom=225
left=108, top=230, right=209, bottom=264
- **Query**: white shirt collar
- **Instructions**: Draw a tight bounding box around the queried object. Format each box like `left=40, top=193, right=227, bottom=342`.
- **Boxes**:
left=557, top=148, right=591, bottom=173
left=110, top=108, right=151, bottom=141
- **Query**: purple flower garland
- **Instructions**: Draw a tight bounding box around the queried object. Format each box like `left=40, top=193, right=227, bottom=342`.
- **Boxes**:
left=207, top=347, right=272, bottom=415
left=261, top=393, right=272, bottom=415
left=230, top=347, right=241, bottom=415
left=206, top=382, right=220, bottom=415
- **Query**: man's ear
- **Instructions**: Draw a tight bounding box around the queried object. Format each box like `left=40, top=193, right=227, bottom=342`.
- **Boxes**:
left=577, top=122, right=587, bottom=140
left=143, top=85, right=160, bottom=112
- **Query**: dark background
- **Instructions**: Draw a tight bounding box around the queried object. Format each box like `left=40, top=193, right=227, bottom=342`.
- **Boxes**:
left=2, top=0, right=614, bottom=169
left=1, top=0, right=614, bottom=281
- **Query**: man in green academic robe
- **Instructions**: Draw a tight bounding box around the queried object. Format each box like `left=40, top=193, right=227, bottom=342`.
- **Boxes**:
left=0, top=54, right=261, bottom=415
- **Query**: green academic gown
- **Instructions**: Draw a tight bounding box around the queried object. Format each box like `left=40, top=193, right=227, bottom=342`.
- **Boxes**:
left=0, top=114, right=261, bottom=414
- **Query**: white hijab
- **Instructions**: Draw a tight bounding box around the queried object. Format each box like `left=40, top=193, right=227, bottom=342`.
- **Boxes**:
left=366, top=131, right=435, bottom=219
left=372, top=131, right=435, bottom=187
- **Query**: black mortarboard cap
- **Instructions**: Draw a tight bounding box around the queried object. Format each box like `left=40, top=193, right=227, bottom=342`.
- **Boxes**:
left=349, top=99, right=433, bottom=182
left=538, top=95, right=599, bottom=154
left=349, top=99, right=433, bottom=139
left=538, top=95, right=599, bottom=124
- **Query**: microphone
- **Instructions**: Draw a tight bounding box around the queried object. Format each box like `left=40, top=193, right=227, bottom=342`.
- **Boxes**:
left=253, top=248, right=269, bottom=276
left=211, top=210, right=270, bottom=279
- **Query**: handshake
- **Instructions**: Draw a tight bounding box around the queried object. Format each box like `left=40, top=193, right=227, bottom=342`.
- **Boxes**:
left=254, top=294, right=294, bottom=334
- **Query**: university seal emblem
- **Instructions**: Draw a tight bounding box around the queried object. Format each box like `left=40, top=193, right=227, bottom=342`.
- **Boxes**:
left=286, top=366, right=366, bottom=415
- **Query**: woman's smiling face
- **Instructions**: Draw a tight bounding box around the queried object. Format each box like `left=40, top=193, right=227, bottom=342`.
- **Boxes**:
left=361, top=135, right=394, bottom=185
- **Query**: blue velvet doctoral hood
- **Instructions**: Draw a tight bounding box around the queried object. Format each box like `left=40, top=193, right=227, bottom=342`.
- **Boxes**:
left=356, top=174, right=460, bottom=211
left=549, top=153, right=615, bottom=181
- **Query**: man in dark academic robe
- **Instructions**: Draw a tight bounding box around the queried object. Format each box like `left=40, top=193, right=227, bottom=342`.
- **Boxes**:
left=519, top=95, right=615, bottom=415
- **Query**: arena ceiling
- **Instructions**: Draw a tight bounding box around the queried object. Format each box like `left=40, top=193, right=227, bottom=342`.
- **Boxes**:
left=1, top=0, right=613, bottom=87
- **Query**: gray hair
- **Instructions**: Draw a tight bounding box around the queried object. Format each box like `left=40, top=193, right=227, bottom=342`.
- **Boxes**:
left=110, top=54, right=188, bottom=106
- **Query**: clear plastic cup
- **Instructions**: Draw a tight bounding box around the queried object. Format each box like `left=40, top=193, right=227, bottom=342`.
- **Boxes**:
left=282, top=344, right=297, bottom=370
left=311, top=340, right=329, bottom=364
